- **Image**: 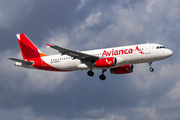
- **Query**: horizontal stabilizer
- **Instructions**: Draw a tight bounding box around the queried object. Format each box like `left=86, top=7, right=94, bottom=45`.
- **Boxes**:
left=8, top=58, right=33, bottom=65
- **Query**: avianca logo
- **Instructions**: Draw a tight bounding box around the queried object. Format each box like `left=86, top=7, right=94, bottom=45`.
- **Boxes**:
left=106, top=59, right=112, bottom=65
left=136, top=46, right=144, bottom=54
left=102, top=46, right=144, bottom=57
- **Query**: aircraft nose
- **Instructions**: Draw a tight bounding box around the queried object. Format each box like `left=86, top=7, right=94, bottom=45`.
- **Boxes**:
left=167, top=49, right=173, bottom=57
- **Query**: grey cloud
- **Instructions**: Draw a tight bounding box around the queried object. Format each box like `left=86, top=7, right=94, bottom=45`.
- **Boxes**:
left=0, top=0, right=180, bottom=120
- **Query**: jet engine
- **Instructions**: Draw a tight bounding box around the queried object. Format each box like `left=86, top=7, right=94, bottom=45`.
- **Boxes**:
left=110, top=64, right=133, bottom=74
left=95, top=57, right=117, bottom=67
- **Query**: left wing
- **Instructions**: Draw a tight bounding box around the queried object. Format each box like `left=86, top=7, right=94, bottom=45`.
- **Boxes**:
left=46, top=44, right=99, bottom=65
left=8, top=58, right=34, bottom=65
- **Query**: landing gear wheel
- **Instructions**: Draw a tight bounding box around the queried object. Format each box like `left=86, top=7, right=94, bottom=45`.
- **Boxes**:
left=149, top=68, right=154, bottom=72
left=99, top=74, right=106, bottom=80
left=148, top=62, right=154, bottom=72
left=87, top=70, right=94, bottom=77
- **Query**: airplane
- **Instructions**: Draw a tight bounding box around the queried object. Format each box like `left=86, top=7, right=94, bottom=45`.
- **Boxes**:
left=8, top=34, right=173, bottom=80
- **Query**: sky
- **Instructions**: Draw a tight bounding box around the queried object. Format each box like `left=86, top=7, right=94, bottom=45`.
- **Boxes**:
left=0, top=0, right=180, bottom=120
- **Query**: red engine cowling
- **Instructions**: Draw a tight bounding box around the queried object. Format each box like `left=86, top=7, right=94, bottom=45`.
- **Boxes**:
left=110, top=64, right=133, bottom=74
left=95, top=57, right=117, bottom=68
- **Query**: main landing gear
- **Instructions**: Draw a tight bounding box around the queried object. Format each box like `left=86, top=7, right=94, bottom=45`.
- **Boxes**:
left=87, top=69, right=107, bottom=80
left=87, top=64, right=94, bottom=77
left=87, top=70, right=94, bottom=76
left=99, top=69, right=107, bottom=81
left=148, top=62, right=154, bottom=72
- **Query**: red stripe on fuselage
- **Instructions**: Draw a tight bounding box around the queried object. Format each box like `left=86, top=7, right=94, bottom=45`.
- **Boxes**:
left=32, top=57, right=71, bottom=72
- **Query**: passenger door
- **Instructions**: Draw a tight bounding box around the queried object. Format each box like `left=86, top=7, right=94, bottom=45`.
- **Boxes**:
left=145, top=44, right=151, bottom=54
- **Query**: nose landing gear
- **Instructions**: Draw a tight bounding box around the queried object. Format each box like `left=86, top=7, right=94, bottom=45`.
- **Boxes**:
left=148, top=62, right=154, bottom=72
left=149, top=67, right=154, bottom=72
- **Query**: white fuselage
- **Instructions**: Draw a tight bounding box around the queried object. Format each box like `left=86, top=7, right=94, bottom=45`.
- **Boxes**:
left=41, top=43, right=173, bottom=71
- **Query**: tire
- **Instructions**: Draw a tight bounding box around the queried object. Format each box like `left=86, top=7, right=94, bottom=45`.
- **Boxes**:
left=99, top=74, right=106, bottom=80
left=87, top=70, right=94, bottom=76
left=149, top=68, right=154, bottom=72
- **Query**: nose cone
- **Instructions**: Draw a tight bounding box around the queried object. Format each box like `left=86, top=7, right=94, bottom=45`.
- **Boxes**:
left=166, top=49, right=173, bottom=57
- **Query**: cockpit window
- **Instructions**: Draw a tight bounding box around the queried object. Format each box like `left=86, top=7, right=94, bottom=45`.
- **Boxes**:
left=156, top=46, right=166, bottom=49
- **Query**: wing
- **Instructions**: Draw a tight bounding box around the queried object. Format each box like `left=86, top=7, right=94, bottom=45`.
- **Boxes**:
left=46, top=44, right=99, bottom=65
left=8, top=58, right=34, bottom=65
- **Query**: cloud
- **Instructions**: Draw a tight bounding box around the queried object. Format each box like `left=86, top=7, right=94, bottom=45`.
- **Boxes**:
left=146, top=0, right=154, bottom=13
left=77, top=0, right=89, bottom=10
left=83, top=11, right=102, bottom=28
left=165, top=81, right=180, bottom=101
left=143, top=0, right=180, bottom=37
left=0, top=47, right=76, bottom=96
left=0, top=107, right=61, bottom=120
left=0, top=0, right=33, bottom=29
left=1, top=0, right=180, bottom=120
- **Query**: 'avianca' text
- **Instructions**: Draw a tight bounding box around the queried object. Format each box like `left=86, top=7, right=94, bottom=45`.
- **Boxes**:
left=102, top=48, right=133, bottom=57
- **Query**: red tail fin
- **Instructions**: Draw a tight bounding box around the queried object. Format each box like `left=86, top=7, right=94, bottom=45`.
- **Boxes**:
left=17, top=34, right=47, bottom=61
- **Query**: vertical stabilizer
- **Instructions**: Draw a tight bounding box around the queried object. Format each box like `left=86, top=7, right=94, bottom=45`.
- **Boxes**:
left=17, top=34, right=47, bottom=61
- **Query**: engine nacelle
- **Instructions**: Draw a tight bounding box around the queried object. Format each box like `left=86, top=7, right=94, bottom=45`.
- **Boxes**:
left=14, top=62, right=33, bottom=69
left=110, top=64, right=133, bottom=74
left=95, top=57, right=117, bottom=68
left=14, top=62, right=23, bottom=67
